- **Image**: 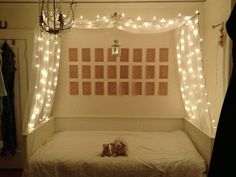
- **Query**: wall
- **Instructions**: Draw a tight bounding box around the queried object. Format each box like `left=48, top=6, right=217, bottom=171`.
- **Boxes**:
left=202, top=0, right=231, bottom=129
left=52, top=2, right=204, bottom=121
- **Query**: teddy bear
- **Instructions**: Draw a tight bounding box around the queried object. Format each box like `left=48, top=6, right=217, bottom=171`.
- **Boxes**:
left=110, top=137, right=128, bottom=157
left=101, top=143, right=112, bottom=157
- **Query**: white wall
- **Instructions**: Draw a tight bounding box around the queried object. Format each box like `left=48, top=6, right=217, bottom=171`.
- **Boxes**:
left=52, top=2, right=204, bottom=120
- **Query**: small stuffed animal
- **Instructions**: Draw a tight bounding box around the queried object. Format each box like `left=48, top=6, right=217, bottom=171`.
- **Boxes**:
left=110, top=137, right=128, bottom=157
left=101, top=143, right=112, bottom=157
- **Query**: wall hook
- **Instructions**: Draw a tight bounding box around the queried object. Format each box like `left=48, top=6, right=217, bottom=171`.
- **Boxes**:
left=0, top=21, right=8, bottom=29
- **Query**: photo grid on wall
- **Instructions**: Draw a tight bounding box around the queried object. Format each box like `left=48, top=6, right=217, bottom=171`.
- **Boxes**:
left=68, top=47, right=169, bottom=96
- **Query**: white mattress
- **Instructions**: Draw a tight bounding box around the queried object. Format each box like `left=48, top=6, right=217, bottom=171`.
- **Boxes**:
left=26, top=130, right=207, bottom=177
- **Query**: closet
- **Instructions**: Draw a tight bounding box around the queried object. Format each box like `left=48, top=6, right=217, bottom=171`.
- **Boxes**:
left=0, top=29, right=33, bottom=168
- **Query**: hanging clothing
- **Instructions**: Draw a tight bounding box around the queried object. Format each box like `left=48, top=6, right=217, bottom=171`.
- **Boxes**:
left=207, top=4, right=236, bottom=177
left=0, top=42, right=17, bottom=156
left=0, top=48, right=7, bottom=112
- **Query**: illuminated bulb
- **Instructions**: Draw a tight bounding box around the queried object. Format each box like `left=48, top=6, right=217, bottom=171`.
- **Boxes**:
left=212, top=120, right=216, bottom=123
left=198, top=67, right=202, bottom=71
left=153, top=16, right=156, bottom=20
left=38, top=37, right=43, bottom=41
left=121, top=13, right=125, bottom=17
left=205, top=109, right=209, bottom=112
left=28, top=123, right=34, bottom=129
left=125, top=22, right=130, bottom=27
left=96, top=14, right=100, bottom=18
left=193, top=29, right=198, bottom=36
left=144, top=22, right=149, bottom=27
left=137, top=16, right=141, bottom=20
left=188, top=68, right=193, bottom=72
left=160, top=18, right=166, bottom=23
left=46, top=40, right=49, bottom=45
left=133, top=24, right=137, bottom=29
left=31, top=113, right=36, bottom=120
left=168, top=20, right=174, bottom=25
left=80, top=16, right=83, bottom=19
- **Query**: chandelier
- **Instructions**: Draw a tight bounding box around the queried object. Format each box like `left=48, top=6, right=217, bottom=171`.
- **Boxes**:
left=39, top=0, right=75, bottom=34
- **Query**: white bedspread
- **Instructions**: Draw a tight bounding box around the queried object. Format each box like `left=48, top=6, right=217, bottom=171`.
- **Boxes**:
left=26, top=131, right=207, bottom=177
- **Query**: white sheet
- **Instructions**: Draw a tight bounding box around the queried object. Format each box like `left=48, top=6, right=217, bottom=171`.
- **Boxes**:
left=26, top=130, right=207, bottom=177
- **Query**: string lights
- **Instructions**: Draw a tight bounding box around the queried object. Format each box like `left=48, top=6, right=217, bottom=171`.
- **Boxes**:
left=176, top=11, right=216, bottom=136
left=27, top=32, right=60, bottom=133
left=26, top=11, right=216, bottom=137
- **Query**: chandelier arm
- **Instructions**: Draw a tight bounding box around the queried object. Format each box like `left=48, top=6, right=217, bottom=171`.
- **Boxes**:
left=61, top=2, right=75, bottom=30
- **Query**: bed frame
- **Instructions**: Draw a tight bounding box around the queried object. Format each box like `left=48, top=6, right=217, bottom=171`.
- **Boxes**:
left=22, top=116, right=214, bottom=174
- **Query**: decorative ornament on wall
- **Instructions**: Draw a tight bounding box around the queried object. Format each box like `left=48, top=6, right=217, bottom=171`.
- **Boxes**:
left=111, top=40, right=121, bottom=57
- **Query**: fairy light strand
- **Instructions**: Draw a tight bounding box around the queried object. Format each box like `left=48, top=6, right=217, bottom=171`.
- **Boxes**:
left=27, top=11, right=215, bottom=137
left=27, top=31, right=60, bottom=133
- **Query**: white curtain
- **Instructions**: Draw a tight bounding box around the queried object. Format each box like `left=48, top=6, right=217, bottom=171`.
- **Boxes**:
left=176, top=16, right=214, bottom=136
left=24, top=30, right=60, bottom=134
left=24, top=13, right=215, bottom=136
left=73, top=13, right=190, bottom=33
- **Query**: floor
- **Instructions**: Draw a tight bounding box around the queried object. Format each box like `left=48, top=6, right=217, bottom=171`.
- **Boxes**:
left=0, top=169, right=23, bottom=177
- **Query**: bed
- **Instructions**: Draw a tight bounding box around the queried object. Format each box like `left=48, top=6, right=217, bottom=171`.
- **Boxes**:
left=25, top=130, right=207, bottom=177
